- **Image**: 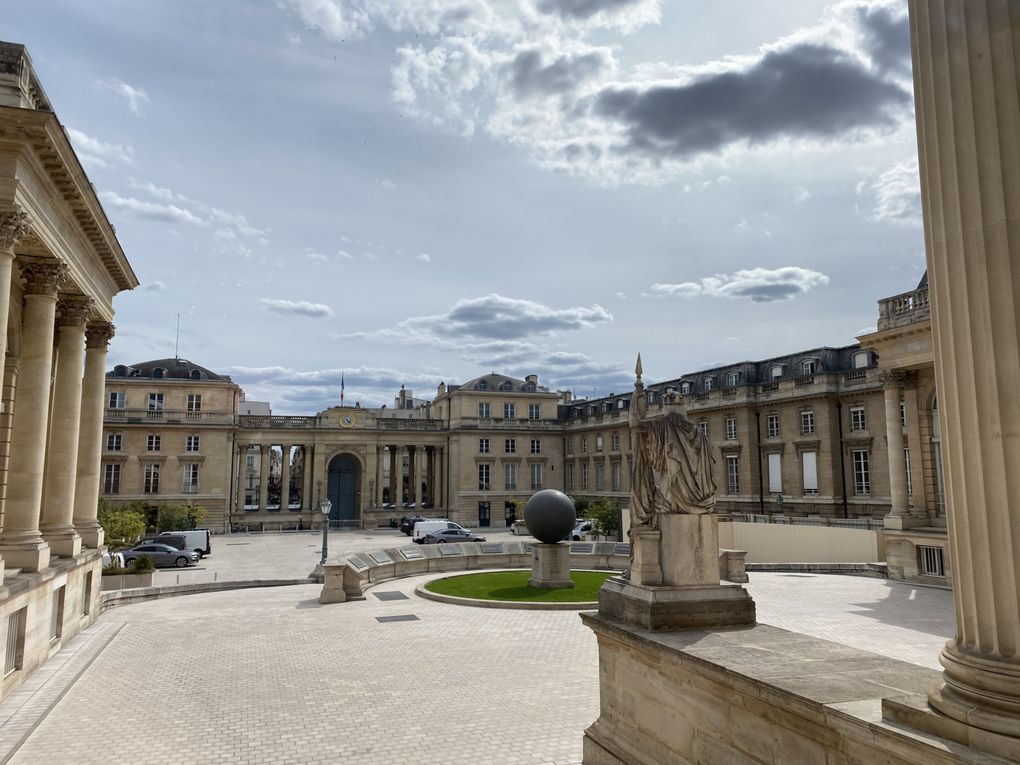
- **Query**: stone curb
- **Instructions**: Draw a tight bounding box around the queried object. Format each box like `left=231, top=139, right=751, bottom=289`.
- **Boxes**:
left=745, top=562, right=887, bottom=578
left=413, top=569, right=605, bottom=611
left=99, top=578, right=312, bottom=612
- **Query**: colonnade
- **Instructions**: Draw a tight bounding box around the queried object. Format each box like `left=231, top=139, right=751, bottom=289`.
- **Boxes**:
left=376, top=444, right=444, bottom=509
left=0, top=211, right=114, bottom=573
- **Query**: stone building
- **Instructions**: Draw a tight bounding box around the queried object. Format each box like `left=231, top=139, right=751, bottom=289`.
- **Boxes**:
left=0, top=43, right=138, bottom=701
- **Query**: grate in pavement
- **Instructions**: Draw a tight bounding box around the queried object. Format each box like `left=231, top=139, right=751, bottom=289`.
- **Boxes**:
left=225, top=542, right=251, bottom=546
left=375, top=614, right=419, bottom=623
left=373, top=591, right=409, bottom=601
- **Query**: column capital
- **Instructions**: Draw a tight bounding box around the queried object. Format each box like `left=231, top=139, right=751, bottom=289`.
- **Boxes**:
left=19, top=257, right=68, bottom=296
left=0, top=210, right=31, bottom=252
left=878, top=370, right=907, bottom=389
left=86, top=321, right=115, bottom=349
left=57, top=295, right=96, bottom=328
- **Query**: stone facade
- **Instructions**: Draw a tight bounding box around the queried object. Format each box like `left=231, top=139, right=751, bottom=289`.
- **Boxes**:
left=0, top=42, right=137, bottom=702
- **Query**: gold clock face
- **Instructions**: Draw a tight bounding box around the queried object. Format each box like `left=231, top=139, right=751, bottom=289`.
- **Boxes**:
left=340, top=413, right=355, bottom=428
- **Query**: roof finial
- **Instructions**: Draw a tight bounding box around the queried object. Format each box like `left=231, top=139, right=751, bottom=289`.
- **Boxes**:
left=635, top=353, right=643, bottom=382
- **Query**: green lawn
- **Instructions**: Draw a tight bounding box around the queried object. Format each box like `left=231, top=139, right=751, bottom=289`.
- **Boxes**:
left=424, top=570, right=616, bottom=603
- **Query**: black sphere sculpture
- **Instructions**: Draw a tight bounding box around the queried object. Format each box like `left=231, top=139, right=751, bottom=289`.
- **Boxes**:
left=524, top=490, right=576, bottom=544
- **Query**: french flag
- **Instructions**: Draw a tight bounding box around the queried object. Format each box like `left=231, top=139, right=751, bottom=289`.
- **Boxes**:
left=340, top=371, right=345, bottom=406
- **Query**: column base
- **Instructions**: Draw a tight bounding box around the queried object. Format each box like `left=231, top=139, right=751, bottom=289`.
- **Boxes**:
left=0, top=537, right=51, bottom=572
left=40, top=525, right=82, bottom=557
left=926, top=643, right=1020, bottom=741
left=883, top=514, right=925, bottom=530
left=599, top=577, right=755, bottom=632
left=74, top=522, right=105, bottom=549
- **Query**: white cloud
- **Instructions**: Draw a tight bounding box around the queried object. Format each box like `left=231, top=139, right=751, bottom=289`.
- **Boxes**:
left=793, top=187, right=811, bottom=204
left=95, top=78, right=150, bottom=116
left=417, top=253, right=431, bottom=263
left=866, top=157, right=921, bottom=225
left=140, top=280, right=166, bottom=292
left=99, top=191, right=205, bottom=225
left=379, top=178, right=397, bottom=189
left=66, top=128, right=134, bottom=168
left=650, top=267, right=829, bottom=303
left=257, top=299, right=334, bottom=318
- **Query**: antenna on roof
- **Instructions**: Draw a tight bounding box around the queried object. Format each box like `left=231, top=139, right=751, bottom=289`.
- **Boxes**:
left=174, top=313, right=180, bottom=359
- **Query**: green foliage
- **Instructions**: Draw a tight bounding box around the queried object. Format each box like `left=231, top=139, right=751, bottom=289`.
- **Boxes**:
left=101, top=565, right=128, bottom=576
left=156, top=504, right=207, bottom=532
left=572, top=497, right=590, bottom=515
left=128, top=554, right=155, bottom=573
left=97, top=500, right=147, bottom=548
left=588, top=499, right=620, bottom=538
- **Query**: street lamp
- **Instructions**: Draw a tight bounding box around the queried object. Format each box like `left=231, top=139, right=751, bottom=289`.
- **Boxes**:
left=319, top=496, right=332, bottom=564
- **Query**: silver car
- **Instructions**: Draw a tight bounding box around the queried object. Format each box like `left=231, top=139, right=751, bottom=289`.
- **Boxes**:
left=421, top=528, right=487, bottom=544
left=121, top=543, right=199, bottom=568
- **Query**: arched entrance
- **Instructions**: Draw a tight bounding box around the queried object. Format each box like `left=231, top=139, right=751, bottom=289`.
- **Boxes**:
left=327, top=454, right=360, bottom=522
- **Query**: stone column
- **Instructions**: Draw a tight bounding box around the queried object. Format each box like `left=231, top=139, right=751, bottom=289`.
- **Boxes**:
left=279, top=444, right=291, bottom=511
left=302, top=444, right=314, bottom=511
left=0, top=258, right=66, bottom=571
left=406, top=445, right=417, bottom=507
left=258, top=445, right=269, bottom=511
left=414, top=446, right=424, bottom=506
left=388, top=445, right=398, bottom=505
left=434, top=447, right=443, bottom=508
left=881, top=372, right=911, bottom=525
left=72, top=321, right=113, bottom=548
left=40, top=296, right=94, bottom=556
left=234, top=445, right=246, bottom=517
left=910, top=0, right=1020, bottom=739
left=0, top=211, right=30, bottom=409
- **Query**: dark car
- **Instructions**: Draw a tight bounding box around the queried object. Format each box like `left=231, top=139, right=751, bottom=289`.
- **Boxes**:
left=399, top=516, right=426, bottom=536
left=121, top=543, right=199, bottom=568
left=421, top=528, right=487, bottom=544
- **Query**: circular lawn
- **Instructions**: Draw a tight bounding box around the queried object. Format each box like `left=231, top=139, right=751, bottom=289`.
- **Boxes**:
left=423, top=569, right=616, bottom=603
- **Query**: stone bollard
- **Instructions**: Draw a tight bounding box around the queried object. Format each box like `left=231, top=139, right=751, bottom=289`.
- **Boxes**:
left=319, top=562, right=367, bottom=604
left=718, top=549, right=749, bottom=583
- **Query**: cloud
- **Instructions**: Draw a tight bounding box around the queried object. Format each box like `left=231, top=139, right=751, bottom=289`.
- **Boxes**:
left=95, top=78, right=150, bottom=116
left=379, top=178, right=397, bottom=189
left=257, top=299, right=334, bottom=318
left=139, top=280, right=166, bottom=292
left=508, top=46, right=612, bottom=98
left=417, top=253, right=431, bottom=263
left=66, top=128, right=134, bottom=168
left=650, top=266, right=829, bottom=302
left=857, top=3, right=911, bottom=76
left=99, top=191, right=205, bottom=225
left=863, top=157, right=921, bottom=225
left=793, top=187, right=811, bottom=204
left=536, top=0, right=659, bottom=28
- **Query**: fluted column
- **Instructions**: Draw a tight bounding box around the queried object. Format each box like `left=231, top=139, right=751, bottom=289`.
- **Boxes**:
left=375, top=446, right=384, bottom=507
left=258, top=445, right=269, bottom=511
left=302, top=444, right=314, bottom=511
left=881, top=372, right=910, bottom=523
left=0, top=258, right=66, bottom=571
left=72, top=321, right=113, bottom=548
left=40, top=296, right=94, bottom=556
left=0, top=212, right=29, bottom=410
left=910, top=0, right=1020, bottom=738
left=279, top=444, right=291, bottom=511
left=388, top=445, right=398, bottom=505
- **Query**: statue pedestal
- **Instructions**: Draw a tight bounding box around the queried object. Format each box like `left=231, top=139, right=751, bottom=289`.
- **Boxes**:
left=529, top=543, right=574, bottom=589
left=602, top=514, right=754, bottom=631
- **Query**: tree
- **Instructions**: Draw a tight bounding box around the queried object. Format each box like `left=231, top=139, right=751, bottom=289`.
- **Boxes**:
left=97, top=501, right=146, bottom=548
left=157, top=503, right=207, bottom=532
left=588, top=499, right=620, bottom=541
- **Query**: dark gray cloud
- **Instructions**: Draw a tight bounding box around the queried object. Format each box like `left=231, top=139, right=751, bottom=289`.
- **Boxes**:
left=858, top=5, right=911, bottom=76
left=509, top=48, right=609, bottom=97
left=595, top=43, right=911, bottom=158
left=537, top=0, right=647, bottom=21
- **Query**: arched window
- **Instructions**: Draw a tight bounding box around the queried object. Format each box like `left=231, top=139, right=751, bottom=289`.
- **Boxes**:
left=770, top=365, right=783, bottom=380
left=726, top=371, right=740, bottom=387
left=523, top=382, right=536, bottom=392
left=189, top=369, right=202, bottom=380
left=499, top=381, right=512, bottom=392
left=475, top=381, right=488, bottom=391
left=680, top=382, right=691, bottom=395
left=704, top=377, right=715, bottom=390
left=152, top=367, right=165, bottom=379
left=114, top=365, right=128, bottom=377
left=801, top=359, right=817, bottom=375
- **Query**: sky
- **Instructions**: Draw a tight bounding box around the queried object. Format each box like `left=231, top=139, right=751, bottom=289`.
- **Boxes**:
left=7, top=0, right=925, bottom=414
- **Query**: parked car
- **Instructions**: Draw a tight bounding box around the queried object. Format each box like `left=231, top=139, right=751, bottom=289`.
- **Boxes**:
left=510, top=522, right=528, bottom=536
left=569, top=520, right=593, bottom=541
left=121, top=543, right=199, bottom=568
left=160, top=529, right=211, bottom=557
left=400, top=516, right=427, bottom=535
left=412, top=520, right=468, bottom=543
left=138, top=534, right=187, bottom=550
left=421, top=528, right=487, bottom=544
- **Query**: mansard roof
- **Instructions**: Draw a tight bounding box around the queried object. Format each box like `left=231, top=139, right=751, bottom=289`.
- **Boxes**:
left=107, top=358, right=232, bottom=382
left=449, top=372, right=549, bottom=393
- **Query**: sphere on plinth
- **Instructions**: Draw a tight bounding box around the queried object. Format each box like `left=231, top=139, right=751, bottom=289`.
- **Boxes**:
left=524, top=489, right=576, bottom=544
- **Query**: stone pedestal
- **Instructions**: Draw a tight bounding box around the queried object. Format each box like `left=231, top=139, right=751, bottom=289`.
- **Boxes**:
left=319, top=562, right=366, bottom=603
left=659, top=514, right=720, bottom=586
left=529, top=543, right=574, bottom=589
left=629, top=528, right=661, bottom=586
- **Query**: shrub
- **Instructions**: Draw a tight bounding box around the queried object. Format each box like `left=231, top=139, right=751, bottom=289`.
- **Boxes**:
left=97, top=501, right=147, bottom=548
left=589, top=499, right=620, bottom=539
left=128, top=554, right=155, bottom=573
left=157, top=503, right=207, bottom=532
left=101, top=565, right=129, bottom=576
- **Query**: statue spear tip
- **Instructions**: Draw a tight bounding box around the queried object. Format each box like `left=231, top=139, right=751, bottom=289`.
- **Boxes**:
left=635, top=353, right=643, bottom=379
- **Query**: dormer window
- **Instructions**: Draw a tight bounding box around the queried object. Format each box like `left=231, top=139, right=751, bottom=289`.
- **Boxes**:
left=853, top=351, right=870, bottom=369
left=499, top=381, right=512, bottom=392
left=189, top=369, right=202, bottom=380
left=523, top=382, right=536, bottom=392
left=704, top=377, right=715, bottom=390
left=475, top=381, right=488, bottom=391
left=726, top=371, right=740, bottom=387
left=680, top=382, right=691, bottom=395
left=769, top=365, right=784, bottom=380
left=801, top=359, right=817, bottom=375
left=152, top=367, right=166, bottom=379
left=114, top=365, right=128, bottom=377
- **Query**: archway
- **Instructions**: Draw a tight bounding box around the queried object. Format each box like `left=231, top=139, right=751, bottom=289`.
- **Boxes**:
left=327, top=453, right=360, bottom=522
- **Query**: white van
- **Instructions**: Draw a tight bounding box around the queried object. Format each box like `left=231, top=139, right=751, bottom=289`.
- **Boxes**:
left=412, top=520, right=467, bottom=543
left=160, top=529, right=211, bottom=557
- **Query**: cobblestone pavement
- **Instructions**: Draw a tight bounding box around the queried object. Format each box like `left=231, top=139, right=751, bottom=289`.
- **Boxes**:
left=0, top=569, right=954, bottom=765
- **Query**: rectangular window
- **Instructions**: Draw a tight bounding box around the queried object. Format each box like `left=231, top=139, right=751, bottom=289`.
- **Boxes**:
left=697, top=421, right=709, bottom=438
left=246, top=455, right=256, bottom=470
left=102, top=464, right=120, bottom=495
left=186, top=394, right=202, bottom=413
left=146, top=434, right=161, bottom=452
left=143, top=463, right=160, bottom=494
left=850, top=406, right=867, bottom=431
left=50, top=586, right=65, bottom=642
left=904, top=447, right=913, bottom=496
left=581, top=462, right=589, bottom=490
left=565, top=463, right=574, bottom=492
left=528, top=403, right=540, bottom=420
left=503, top=403, right=516, bottom=419
left=479, top=438, right=490, bottom=454
left=478, top=464, right=490, bottom=491
left=107, top=391, right=125, bottom=409
left=919, top=545, right=946, bottom=577
left=900, top=402, right=907, bottom=429
left=595, top=462, right=604, bottom=490
left=106, top=433, right=122, bottom=452
left=581, top=437, right=587, bottom=454
left=704, top=377, right=715, bottom=390
left=800, top=410, right=815, bottom=435
left=186, top=435, right=200, bottom=452
left=611, top=433, right=620, bottom=451
left=802, top=359, right=817, bottom=375
left=505, top=438, right=516, bottom=454
left=768, top=453, right=782, bottom=493
left=82, top=572, right=92, bottom=616
left=478, top=402, right=490, bottom=418
left=611, top=461, right=621, bottom=491
left=802, top=451, right=818, bottom=495
left=530, top=438, right=541, bottom=454
left=766, top=414, right=780, bottom=438
left=595, top=435, right=604, bottom=452
left=504, top=463, right=517, bottom=491
left=725, top=418, right=737, bottom=440
left=530, top=463, right=542, bottom=491
left=147, top=393, right=164, bottom=412
left=726, top=455, right=740, bottom=494
left=852, top=449, right=870, bottom=495
left=5, top=608, right=26, bottom=677
left=183, top=463, right=199, bottom=494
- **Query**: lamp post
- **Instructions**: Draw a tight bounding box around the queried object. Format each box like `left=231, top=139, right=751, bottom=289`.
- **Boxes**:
left=319, top=496, right=332, bottom=564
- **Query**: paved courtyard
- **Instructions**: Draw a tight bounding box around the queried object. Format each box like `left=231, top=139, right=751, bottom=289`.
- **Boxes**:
left=0, top=534, right=955, bottom=765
